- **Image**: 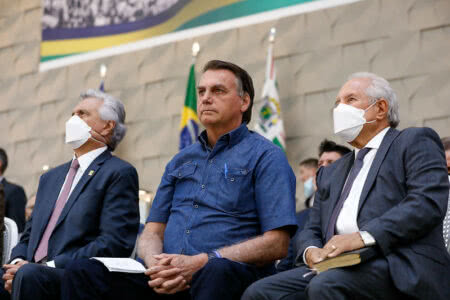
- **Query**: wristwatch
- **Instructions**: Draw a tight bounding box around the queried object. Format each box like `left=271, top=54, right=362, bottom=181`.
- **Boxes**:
left=359, top=231, right=376, bottom=246
left=207, top=250, right=222, bottom=261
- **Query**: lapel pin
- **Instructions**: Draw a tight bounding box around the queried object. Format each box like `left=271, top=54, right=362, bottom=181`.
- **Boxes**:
left=88, top=170, right=95, bottom=176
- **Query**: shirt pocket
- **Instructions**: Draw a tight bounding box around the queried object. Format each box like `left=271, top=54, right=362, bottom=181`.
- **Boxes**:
left=215, top=167, right=253, bottom=214
left=169, top=162, right=197, bottom=203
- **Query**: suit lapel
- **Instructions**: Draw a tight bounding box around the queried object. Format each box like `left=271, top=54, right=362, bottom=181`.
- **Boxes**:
left=54, top=151, right=111, bottom=229
left=323, top=153, right=354, bottom=235
left=357, top=128, right=400, bottom=213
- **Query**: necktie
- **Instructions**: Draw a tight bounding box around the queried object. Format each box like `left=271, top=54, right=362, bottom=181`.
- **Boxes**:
left=325, top=148, right=371, bottom=242
left=34, top=159, right=80, bottom=262
left=443, top=192, right=450, bottom=250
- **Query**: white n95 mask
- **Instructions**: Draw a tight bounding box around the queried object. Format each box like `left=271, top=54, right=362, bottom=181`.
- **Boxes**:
left=65, top=115, right=92, bottom=149
left=333, top=102, right=376, bottom=142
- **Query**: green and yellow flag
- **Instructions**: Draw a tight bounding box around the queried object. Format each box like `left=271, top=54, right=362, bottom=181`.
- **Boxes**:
left=179, top=64, right=200, bottom=150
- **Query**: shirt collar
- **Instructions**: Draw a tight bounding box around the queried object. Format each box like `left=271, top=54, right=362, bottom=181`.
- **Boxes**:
left=355, top=127, right=390, bottom=157
left=73, top=146, right=107, bottom=172
left=0, top=176, right=4, bottom=183
left=199, top=124, right=249, bottom=149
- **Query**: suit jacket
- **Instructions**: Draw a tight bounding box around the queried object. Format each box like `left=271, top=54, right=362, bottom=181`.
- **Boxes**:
left=296, top=127, right=450, bottom=299
left=11, top=150, right=140, bottom=268
left=2, top=179, right=26, bottom=232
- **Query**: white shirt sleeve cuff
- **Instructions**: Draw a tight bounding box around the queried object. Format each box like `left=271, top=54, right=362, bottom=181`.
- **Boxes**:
left=10, top=258, right=24, bottom=265
left=359, top=231, right=376, bottom=246
left=302, top=246, right=318, bottom=265
left=46, top=261, right=56, bottom=268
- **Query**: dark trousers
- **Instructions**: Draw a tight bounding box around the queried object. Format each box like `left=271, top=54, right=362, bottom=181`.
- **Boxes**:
left=0, top=263, right=64, bottom=300
left=0, top=269, right=10, bottom=300
left=242, top=258, right=404, bottom=300
left=61, top=258, right=273, bottom=300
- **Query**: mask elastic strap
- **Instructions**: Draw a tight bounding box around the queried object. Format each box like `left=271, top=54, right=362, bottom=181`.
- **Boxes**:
left=364, top=100, right=378, bottom=112
left=364, top=100, right=379, bottom=124
left=90, top=130, right=108, bottom=146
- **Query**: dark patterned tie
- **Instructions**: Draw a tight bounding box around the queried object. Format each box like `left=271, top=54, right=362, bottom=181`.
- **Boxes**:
left=325, top=148, right=371, bottom=241
left=34, top=159, right=80, bottom=262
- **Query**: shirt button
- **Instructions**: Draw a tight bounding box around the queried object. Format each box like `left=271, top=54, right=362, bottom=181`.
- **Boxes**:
left=209, top=159, right=213, bottom=164
left=194, top=204, right=199, bottom=208
left=186, top=230, right=190, bottom=234
left=201, top=184, right=205, bottom=189
left=178, top=173, right=182, bottom=177
left=230, top=178, right=235, bottom=182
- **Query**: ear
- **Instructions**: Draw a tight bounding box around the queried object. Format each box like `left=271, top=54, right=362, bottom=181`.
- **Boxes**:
left=240, top=92, right=251, bottom=114
left=376, top=98, right=389, bottom=120
left=100, top=120, right=116, bottom=137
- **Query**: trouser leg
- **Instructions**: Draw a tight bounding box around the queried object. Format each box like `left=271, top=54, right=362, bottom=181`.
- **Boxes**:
left=191, top=258, right=270, bottom=300
left=306, top=258, right=402, bottom=300
left=11, top=263, right=64, bottom=300
left=241, top=265, right=312, bottom=300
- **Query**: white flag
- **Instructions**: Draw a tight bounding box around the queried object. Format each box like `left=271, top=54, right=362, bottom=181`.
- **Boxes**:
left=255, top=32, right=286, bottom=151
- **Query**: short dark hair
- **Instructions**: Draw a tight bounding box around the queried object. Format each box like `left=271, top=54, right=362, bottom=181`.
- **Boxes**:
left=299, top=158, right=318, bottom=169
left=202, top=60, right=255, bottom=124
left=441, top=137, right=450, bottom=151
left=318, top=139, right=351, bottom=157
left=0, top=148, right=8, bottom=174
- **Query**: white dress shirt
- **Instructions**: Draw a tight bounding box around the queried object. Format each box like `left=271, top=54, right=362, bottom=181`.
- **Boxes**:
left=60, top=146, right=108, bottom=201
left=335, top=127, right=390, bottom=235
left=12, top=146, right=107, bottom=267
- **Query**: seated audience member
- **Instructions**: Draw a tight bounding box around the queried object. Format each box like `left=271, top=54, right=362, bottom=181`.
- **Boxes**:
left=277, top=140, right=352, bottom=272
left=0, top=90, right=140, bottom=300
left=24, top=194, right=36, bottom=222
left=442, top=137, right=450, bottom=253
left=0, top=149, right=26, bottom=233
left=59, top=60, right=298, bottom=300
left=242, top=72, right=450, bottom=300
left=318, top=139, right=351, bottom=167
left=298, top=158, right=318, bottom=208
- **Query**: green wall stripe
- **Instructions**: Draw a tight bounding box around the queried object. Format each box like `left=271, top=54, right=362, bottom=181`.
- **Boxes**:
left=176, top=0, right=316, bottom=31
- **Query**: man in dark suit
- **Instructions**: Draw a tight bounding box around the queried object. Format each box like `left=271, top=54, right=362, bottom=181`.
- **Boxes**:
left=243, top=72, right=450, bottom=300
left=0, top=89, right=140, bottom=300
left=0, top=149, right=27, bottom=233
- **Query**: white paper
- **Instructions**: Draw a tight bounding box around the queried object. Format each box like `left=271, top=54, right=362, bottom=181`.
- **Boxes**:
left=92, top=257, right=146, bottom=273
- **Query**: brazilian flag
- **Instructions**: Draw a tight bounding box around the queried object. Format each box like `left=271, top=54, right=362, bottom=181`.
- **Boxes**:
left=179, top=64, right=200, bottom=150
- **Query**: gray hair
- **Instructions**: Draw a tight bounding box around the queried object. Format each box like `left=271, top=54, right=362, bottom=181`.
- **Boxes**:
left=348, top=72, right=400, bottom=128
left=80, top=89, right=127, bottom=151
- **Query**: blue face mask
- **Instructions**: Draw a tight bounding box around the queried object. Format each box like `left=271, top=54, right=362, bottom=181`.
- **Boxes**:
left=304, top=177, right=314, bottom=199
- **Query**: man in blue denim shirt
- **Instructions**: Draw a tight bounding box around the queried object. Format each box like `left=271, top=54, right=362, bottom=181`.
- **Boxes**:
left=61, top=60, right=298, bottom=300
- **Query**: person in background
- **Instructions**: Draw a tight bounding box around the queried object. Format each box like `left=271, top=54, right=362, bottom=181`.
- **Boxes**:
left=318, top=139, right=351, bottom=167
left=243, top=72, right=450, bottom=300
left=24, top=194, right=36, bottom=222
left=441, top=136, right=450, bottom=253
left=0, top=89, right=140, bottom=300
left=0, top=149, right=26, bottom=233
left=298, top=158, right=318, bottom=208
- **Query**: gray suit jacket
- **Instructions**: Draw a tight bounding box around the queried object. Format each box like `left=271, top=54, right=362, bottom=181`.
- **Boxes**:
left=297, top=127, right=450, bottom=299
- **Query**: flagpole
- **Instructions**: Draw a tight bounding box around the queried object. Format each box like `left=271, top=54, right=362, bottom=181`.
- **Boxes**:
left=192, top=41, right=200, bottom=61
left=266, top=27, right=276, bottom=82
left=99, top=64, right=107, bottom=91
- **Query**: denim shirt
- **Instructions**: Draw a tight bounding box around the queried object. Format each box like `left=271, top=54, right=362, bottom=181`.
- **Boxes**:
left=147, top=124, right=298, bottom=256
